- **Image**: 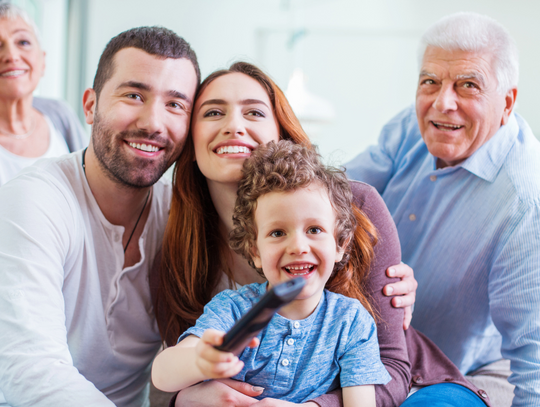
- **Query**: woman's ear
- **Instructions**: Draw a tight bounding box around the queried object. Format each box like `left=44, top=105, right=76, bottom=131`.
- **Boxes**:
left=335, top=235, right=352, bottom=263
left=335, top=246, right=345, bottom=263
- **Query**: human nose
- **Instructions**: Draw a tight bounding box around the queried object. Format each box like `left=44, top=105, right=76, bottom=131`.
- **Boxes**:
left=0, top=40, right=21, bottom=63
left=221, top=111, right=245, bottom=137
left=433, top=83, right=458, bottom=112
left=136, top=101, right=164, bottom=135
left=287, top=233, right=309, bottom=256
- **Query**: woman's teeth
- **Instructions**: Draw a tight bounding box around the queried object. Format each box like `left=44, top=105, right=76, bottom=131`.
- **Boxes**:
left=1, top=70, right=25, bottom=77
left=284, top=265, right=314, bottom=276
left=216, top=146, right=251, bottom=155
left=129, top=142, right=159, bottom=152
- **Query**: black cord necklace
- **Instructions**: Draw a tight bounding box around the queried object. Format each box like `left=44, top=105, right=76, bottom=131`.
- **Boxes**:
left=82, top=147, right=151, bottom=253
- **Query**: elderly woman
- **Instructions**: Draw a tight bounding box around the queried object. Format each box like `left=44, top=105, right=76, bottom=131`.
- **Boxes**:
left=0, top=3, right=86, bottom=187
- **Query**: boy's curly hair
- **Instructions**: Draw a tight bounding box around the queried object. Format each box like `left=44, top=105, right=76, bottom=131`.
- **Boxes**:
left=230, top=140, right=378, bottom=315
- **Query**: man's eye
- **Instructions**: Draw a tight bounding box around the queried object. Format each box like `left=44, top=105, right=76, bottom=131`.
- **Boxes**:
left=422, top=79, right=435, bottom=85
left=18, top=39, right=31, bottom=46
left=307, top=227, right=322, bottom=235
left=169, top=101, right=185, bottom=110
left=127, top=94, right=142, bottom=101
left=463, top=82, right=478, bottom=89
left=270, top=230, right=284, bottom=238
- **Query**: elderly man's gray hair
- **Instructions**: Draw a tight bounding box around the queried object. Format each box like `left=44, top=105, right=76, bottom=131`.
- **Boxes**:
left=0, top=2, right=40, bottom=43
left=418, top=12, right=518, bottom=94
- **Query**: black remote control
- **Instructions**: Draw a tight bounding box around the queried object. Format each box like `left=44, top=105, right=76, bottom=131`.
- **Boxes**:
left=215, top=277, right=306, bottom=355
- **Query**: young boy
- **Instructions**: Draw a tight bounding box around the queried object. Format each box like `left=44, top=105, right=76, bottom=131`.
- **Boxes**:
left=152, top=140, right=390, bottom=406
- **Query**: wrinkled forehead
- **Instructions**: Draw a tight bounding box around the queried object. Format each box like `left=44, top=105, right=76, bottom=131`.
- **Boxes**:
left=420, top=46, right=497, bottom=82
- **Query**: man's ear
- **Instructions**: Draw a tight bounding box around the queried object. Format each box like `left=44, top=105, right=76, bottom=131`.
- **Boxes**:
left=82, top=88, right=97, bottom=125
left=500, top=87, right=517, bottom=126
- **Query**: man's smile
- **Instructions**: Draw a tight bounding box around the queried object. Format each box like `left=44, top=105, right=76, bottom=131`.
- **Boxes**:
left=431, top=121, right=464, bottom=131
left=128, top=142, right=161, bottom=153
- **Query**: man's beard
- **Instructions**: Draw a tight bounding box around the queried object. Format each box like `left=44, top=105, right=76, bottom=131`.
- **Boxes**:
left=91, top=111, right=174, bottom=188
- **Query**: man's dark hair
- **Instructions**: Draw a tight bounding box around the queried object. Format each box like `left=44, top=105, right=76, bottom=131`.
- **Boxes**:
left=92, top=26, right=200, bottom=99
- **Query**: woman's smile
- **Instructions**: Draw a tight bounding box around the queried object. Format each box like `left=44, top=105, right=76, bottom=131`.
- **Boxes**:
left=213, top=141, right=254, bottom=157
left=192, top=72, right=280, bottom=185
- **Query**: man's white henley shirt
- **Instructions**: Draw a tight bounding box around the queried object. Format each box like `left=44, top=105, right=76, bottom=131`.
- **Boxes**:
left=0, top=151, right=171, bottom=406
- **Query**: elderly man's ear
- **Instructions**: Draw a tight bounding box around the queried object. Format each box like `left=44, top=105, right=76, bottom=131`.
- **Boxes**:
left=501, top=88, right=518, bottom=126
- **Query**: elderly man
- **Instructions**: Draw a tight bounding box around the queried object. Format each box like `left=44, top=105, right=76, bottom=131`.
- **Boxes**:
left=0, top=27, right=199, bottom=406
left=346, top=12, right=540, bottom=407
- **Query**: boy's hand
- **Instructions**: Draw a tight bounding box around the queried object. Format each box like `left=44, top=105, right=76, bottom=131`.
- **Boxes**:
left=196, top=329, right=259, bottom=379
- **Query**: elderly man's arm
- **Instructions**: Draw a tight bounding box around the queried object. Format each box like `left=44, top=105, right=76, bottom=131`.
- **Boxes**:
left=0, top=175, right=114, bottom=406
left=489, top=204, right=540, bottom=407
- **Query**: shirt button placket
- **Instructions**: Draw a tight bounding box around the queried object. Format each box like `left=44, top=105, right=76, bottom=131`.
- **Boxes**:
left=277, top=321, right=300, bottom=383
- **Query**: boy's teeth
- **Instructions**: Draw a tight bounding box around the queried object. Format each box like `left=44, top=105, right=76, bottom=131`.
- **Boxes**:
left=287, top=265, right=310, bottom=270
left=216, top=146, right=251, bottom=155
left=284, top=265, right=314, bottom=275
left=129, top=142, right=159, bottom=152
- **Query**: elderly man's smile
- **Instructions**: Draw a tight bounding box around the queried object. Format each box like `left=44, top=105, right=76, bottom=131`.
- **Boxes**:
left=431, top=121, right=464, bottom=131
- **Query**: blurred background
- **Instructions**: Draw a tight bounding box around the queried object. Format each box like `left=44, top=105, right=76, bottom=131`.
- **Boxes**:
left=14, top=0, right=540, bottom=164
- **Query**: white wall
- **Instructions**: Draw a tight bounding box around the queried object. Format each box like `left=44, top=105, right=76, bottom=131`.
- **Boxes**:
left=37, top=0, right=68, bottom=99
left=72, top=0, right=540, bottom=163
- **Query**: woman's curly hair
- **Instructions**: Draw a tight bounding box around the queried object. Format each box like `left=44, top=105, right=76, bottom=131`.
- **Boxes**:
left=230, top=140, right=378, bottom=316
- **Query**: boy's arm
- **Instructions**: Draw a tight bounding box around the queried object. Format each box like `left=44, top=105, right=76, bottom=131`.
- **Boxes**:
left=152, top=335, right=206, bottom=392
left=342, top=386, right=376, bottom=407
left=152, top=330, right=252, bottom=392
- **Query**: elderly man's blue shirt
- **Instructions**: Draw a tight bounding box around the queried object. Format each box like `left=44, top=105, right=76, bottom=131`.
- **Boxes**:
left=346, top=105, right=540, bottom=407
left=179, top=282, right=390, bottom=402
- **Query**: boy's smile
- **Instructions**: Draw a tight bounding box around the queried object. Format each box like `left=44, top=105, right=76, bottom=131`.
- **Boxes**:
left=252, top=184, right=345, bottom=319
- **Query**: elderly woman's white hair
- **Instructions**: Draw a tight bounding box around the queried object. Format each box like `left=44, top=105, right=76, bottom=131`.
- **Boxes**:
left=0, top=1, right=40, bottom=43
left=418, top=12, right=519, bottom=94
